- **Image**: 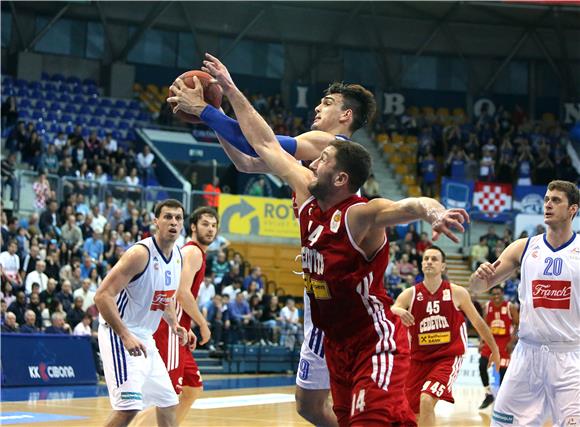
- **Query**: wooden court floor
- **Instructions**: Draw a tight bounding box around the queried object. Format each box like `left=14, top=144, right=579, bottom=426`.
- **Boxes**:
left=1, top=376, right=499, bottom=427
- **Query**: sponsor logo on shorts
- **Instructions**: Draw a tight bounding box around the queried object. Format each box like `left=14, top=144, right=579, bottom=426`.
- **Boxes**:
left=120, top=392, right=143, bottom=401
left=418, top=331, right=450, bottom=345
left=492, top=410, right=514, bottom=424
left=532, top=280, right=571, bottom=309
left=298, top=359, right=310, bottom=381
left=564, top=416, right=578, bottom=426
left=29, top=363, right=75, bottom=381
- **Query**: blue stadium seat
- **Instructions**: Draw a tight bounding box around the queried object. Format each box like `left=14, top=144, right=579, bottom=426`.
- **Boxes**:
left=46, top=112, right=58, bottom=123
left=123, top=110, right=136, bottom=120
left=114, top=99, right=127, bottom=109
left=36, top=122, right=46, bottom=132
left=2, top=87, right=15, bottom=96
left=126, top=129, right=136, bottom=141
left=18, top=98, right=31, bottom=109
left=32, top=110, right=44, bottom=120
left=52, top=74, right=65, bottom=82
left=138, top=111, right=150, bottom=121
left=50, top=102, right=63, bottom=112
left=43, top=91, right=57, bottom=101
left=72, top=85, right=84, bottom=95
left=30, top=89, right=43, bottom=99
left=18, top=109, right=31, bottom=119
left=29, top=81, right=42, bottom=90
left=94, top=107, right=106, bottom=116
left=35, top=100, right=48, bottom=111
left=64, top=104, right=77, bottom=114
left=97, top=128, right=106, bottom=138
left=88, top=117, right=102, bottom=127
left=85, top=85, right=99, bottom=96
left=73, top=94, right=86, bottom=104
left=83, top=78, right=96, bottom=86
left=100, top=98, right=112, bottom=108
left=59, top=93, right=72, bottom=103
left=129, top=100, right=141, bottom=109
left=75, top=116, right=88, bottom=125
left=16, top=87, right=29, bottom=97
left=112, top=130, right=122, bottom=140
left=61, top=114, right=73, bottom=123
left=2, top=75, right=14, bottom=85
left=65, top=124, right=74, bottom=134
left=118, top=121, right=130, bottom=130
left=43, top=82, right=56, bottom=92
left=104, top=118, right=116, bottom=128
left=81, top=127, right=90, bottom=137
left=15, top=79, right=28, bottom=88
left=78, top=105, right=92, bottom=115
left=41, top=72, right=50, bottom=80
left=66, top=76, right=81, bottom=85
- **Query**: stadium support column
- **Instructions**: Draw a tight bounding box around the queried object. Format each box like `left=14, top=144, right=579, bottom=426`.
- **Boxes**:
left=106, top=62, right=135, bottom=99
left=16, top=51, right=42, bottom=82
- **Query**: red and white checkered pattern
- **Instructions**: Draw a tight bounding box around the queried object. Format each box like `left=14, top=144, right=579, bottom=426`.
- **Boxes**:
left=473, top=182, right=512, bottom=213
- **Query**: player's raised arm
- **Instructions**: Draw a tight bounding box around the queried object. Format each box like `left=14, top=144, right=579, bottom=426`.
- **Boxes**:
left=94, top=244, right=149, bottom=357
left=349, top=196, right=469, bottom=244
left=202, top=53, right=312, bottom=198
left=470, top=238, right=527, bottom=294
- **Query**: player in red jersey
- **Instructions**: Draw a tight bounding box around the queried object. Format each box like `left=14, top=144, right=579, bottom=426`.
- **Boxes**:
left=478, top=285, right=519, bottom=410
left=169, top=53, right=473, bottom=426
left=133, top=207, right=218, bottom=426
left=391, top=246, right=500, bottom=426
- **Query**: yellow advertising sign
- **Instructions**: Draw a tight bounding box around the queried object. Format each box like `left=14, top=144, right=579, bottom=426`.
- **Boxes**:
left=418, top=331, right=451, bottom=345
left=218, top=194, right=299, bottom=239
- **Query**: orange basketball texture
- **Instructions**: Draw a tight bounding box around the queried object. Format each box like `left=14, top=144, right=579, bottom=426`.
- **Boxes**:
left=168, top=70, right=223, bottom=124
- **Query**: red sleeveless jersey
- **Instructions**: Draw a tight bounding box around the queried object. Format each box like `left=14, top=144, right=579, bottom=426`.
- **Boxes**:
left=298, top=194, right=394, bottom=343
left=408, top=281, right=467, bottom=362
left=484, top=300, right=513, bottom=353
left=176, top=240, right=206, bottom=329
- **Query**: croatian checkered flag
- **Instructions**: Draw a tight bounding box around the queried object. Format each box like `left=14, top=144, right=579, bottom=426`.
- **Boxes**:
left=472, top=181, right=513, bottom=222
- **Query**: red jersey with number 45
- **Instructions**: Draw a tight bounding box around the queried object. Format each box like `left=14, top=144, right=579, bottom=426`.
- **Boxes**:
left=408, top=281, right=468, bottom=362
left=298, top=194, right=394, bottom=343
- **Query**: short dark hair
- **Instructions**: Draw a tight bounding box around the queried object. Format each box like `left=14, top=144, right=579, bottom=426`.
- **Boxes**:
left=548, top=180, right=579, bottom=207
left=189, top=207, right=219, bottom=228
left=326, top=82, right=376, bottom=132
left=330, top=139, right=372, bottom=193
left=154, top=199, right=185, bottom=218
left=490, top=285, right=504, bottom=294
left=425, top=245, right=446, bottom=262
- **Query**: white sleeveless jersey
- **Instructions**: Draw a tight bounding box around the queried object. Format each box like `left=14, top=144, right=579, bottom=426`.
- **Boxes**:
left=518, top=233, right=580, bottom=346
left=99, top=236, right=182, bottom=340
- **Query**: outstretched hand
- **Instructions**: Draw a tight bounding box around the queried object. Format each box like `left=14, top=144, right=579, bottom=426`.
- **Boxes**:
left=431, top=208, right=469, bottom=243
left=166, top=76, right=207, bottom=116
left=202, top=53, right=235, bottom=93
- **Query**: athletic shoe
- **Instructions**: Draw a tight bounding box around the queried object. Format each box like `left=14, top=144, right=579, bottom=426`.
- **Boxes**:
left=479, top=394, right=494, bottom=410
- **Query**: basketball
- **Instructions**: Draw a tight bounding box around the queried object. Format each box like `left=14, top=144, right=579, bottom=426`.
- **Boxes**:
left=169, top=70, right=223, bottom=124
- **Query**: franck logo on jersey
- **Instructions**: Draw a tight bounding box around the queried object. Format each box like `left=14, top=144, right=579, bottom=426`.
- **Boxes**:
left=28, top=362, right=75, bottom=381
left=532, top=280, right=571, bottom=309
left=150, top=290, right=176, bottom=311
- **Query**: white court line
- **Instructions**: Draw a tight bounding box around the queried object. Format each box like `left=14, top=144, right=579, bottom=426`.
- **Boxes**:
left=192, top=393, right=295, bottom=410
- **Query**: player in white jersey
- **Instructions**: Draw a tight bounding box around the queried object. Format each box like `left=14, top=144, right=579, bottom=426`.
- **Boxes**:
left=470, top=180, right=580, bottom=427
left=95, top=199, right=189, bottom=427
left=168, top=65, right=376, bottom=425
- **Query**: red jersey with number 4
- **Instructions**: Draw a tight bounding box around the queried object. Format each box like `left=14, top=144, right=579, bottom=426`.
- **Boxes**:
left=176, top=240, right=206, bottom=328
left=298, top=194, right=394, bottom=342
left=408, top=281, right=468, bottom=362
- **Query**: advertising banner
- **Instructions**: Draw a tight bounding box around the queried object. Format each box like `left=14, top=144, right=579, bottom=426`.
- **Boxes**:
left=218, top=194, right=299, bottom=239
left=1, top=334, right=97, bottom=386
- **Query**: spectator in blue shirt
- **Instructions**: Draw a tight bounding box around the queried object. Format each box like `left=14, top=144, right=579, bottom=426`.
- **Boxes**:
left=83, top=230, right=104, bottom=263
left=19, top=310, right=39, bottom=333
left=80, top=257, right=96, bottom=280
left=420, top=153, right=437, bottom=197
left=228, top=292, right=257, bottom=343
left=242, top=267, right=264, bottom=291
left=44, top=312, right=71, bottom=334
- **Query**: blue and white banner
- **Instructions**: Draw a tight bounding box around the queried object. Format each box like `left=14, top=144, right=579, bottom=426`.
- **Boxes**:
left=441, top=178, right=474, bottom=211
left=513, top=185, right=547, bottom=214
left=1, top=334, right=97, bottom=386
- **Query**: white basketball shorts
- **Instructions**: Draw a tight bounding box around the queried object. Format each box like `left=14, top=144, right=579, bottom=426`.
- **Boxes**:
left=98, top=324, right=178, bottom=411
left=295, top=338, right=330, bottom=390
left=491, top=340, right=580, bottom=427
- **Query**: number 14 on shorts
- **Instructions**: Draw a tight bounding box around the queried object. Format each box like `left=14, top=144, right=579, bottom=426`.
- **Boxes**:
left=422, top=380, right=445, bottom=397
left=351, top=389, right=366, bottom=415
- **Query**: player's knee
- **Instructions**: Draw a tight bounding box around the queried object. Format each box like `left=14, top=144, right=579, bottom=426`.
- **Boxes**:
left=113, top=409, right=139, bottom=424
left=419, top=392, right=437, bottom=412
left=180, top=386, right=202, bottom=403
left=295, top=390, right=318, bottom=418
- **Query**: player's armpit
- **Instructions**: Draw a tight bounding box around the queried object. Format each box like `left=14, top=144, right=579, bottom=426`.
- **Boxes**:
left=97, top=244, right=149, bottom=298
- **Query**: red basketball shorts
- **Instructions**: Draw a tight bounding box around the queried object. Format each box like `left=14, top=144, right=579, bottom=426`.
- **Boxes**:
left=405, top=355, right=463, bottom=413
left=154, top=326, right=203, bottom=394
left=324, top=323, right=416, bottom=426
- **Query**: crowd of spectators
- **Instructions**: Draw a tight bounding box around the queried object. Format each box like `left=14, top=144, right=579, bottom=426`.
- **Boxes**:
left=1, top=119, right=159, bottom=203
left=197, top=251, right=304, bottom=352
left=374, top=104, right=579, bottom=191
